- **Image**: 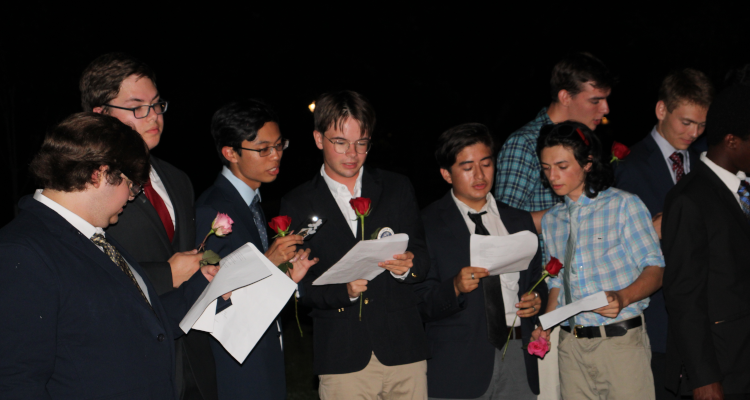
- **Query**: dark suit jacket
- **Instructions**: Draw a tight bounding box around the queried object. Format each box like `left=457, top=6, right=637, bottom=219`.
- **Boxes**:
left=662, top=160, right=750, bottom=394
left=614, top=132, right=699, bottom=354
left=0, top=196, right=208, bottom=400
left=415, top=192, right=546, bottom=398
left=280, top=167, right=430, bottom=375
left=104, top=156, right=216, bottom=400
left=195, top=173, right=286, bottom=400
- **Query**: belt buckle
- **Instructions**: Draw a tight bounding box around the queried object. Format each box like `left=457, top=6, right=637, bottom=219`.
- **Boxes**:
left=573, top=325, right=584, bottom=338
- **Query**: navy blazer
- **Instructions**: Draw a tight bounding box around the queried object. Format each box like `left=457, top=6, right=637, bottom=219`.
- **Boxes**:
left=280, top=167, right=430, bottom=375
left=614, top=132, right=699, bottom=354
left=195, top=173, right=286, bottom=400
left=0, top=196, right=208, bottom=400
left=663, top=160, right=750, bottom=394
left=415, top=191, right=545, bottom=398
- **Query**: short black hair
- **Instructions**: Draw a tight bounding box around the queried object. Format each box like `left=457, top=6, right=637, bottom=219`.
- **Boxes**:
left=210, top=99, right=279, bottom=166
left=550, top=52, right=616, bottom=102
left=435, top=123, right=494, bottom=170
left=536, top=121, right=613, bottom=198
left=80, top=53, right=157, bottom=112
left=30, top=112, right=150, bottom=191
left=705, top=84, right=750, bottom=146
left=313, top=90, right=376, bottom=138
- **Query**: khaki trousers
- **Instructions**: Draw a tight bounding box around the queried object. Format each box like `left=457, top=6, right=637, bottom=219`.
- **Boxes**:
left=558, top=317, right=654, bottom=400
left=319, top=352, right=427, bottom=400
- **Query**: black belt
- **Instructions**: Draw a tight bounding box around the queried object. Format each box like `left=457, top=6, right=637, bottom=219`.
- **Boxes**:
left=561, top=316, right=642, bottom=339
left=507, top=326, right=522, bottom=339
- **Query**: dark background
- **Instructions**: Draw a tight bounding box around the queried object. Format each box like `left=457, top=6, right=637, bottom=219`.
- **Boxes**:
left=2, top=5, right=748, bottom=399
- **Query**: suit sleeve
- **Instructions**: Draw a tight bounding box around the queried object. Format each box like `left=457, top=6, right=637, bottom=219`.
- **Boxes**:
left=138, top=262, right=174, bottom=295
left=159, top=270, right=210, bottom=338
left=414, top=230, right=466, bottom=322
left=280, top=196, right=353, bottom=310
left=662, top=194, right=722, bottom=388
left=0, top=244, right=57, bottom=399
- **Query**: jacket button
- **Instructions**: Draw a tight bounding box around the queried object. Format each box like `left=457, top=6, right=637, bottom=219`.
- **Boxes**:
left=157, top=334, right=165, bottom=342
left=411, top=273, right=417, bottom=278
left=364, top=298, right=369, bottom=304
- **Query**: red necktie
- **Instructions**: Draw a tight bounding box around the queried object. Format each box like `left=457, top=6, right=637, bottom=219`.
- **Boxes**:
left=669, top=152, right=684, bottom=182
left=143, top=180, right=175, bottom=242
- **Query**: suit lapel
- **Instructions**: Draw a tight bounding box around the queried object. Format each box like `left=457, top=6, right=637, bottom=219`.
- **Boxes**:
left=696, top=161, right=750, bottom=237
left=644, top=134, right=676, bottom=190
left=309, top=172, right=360, bottom=247
left=214, top=174, right=264, bottom=248
left=360, top=168, right=383, bottom=240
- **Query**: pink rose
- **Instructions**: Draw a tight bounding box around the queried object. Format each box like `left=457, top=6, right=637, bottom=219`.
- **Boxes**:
left=212, top=212, right=234, bottom=237
left=527, top=336, right=550, bottom=358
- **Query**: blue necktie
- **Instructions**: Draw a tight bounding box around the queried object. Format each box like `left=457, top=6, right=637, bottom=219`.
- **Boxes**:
left=250, top=196, right=269, bottom=252
left=738, top=182, right=750, bottom=222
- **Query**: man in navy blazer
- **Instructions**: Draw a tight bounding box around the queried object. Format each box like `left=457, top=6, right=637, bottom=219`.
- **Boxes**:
left=0, top=113, right=212, bottom=399
left=195, top=100, right=316, bottom=400
left=416, top=123, right=545, bottom=400
left=614, top=68, right=714, bottom=399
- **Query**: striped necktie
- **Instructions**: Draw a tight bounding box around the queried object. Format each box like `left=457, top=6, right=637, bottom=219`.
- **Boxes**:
left=91, top=233, right=153, bottom=311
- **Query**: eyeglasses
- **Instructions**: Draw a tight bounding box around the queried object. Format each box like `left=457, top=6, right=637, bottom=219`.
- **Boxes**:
left=322, top=135, right=371, bottom=154
left=104, top=100, right=169, bottom=119
left=240, top=138, right=289, bottom=157
left=121, top=174, right=143, bottom=197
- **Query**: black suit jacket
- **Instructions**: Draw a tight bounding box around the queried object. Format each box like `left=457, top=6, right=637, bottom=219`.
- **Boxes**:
left=0, top=196, right=208, bottom=399
left=104, top=156, right=217, bottom=400
left=280, top=167, right=430, bottom=375
left=662, top=160, right=750, bottom=394
left=195, top=173, right=286, bottom=400
left=614, top=132, right=699, bottom=354
left=415, top=192, right=545, bottom=398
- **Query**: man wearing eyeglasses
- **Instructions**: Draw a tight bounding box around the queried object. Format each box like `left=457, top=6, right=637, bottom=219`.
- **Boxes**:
left=280, top=90, right=430, bottom=399
left=80, top=53, right=215, bottom=400
left=195, top=99, right=319, bottom=400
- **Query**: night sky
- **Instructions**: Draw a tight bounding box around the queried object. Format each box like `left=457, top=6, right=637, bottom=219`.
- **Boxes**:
left=3, top=4, right=749, bottom=226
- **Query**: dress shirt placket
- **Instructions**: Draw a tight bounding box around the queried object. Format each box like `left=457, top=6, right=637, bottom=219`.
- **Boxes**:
left=563, top=202, right=580, bottom=328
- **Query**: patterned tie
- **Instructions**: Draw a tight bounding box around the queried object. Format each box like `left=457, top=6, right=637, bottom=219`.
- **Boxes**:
left=90, top=233, right=153, bottom=311
left=468, top=211, right=505, bottom=350
left=738, top=181, right=750, bottom=221
left=562, top=202, right=580, bottom=329
left=669, top=152, right=685, bottom=182
left=143, top=180, right=175, bottom=242
left=250, top=195, right=269, bottom=252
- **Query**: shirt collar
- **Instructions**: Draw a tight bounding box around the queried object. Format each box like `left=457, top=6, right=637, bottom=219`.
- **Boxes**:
left=538, top=107, right=552, bottom=125
left=651, top=126, right=687, bottom=162
left=320, top=164, right=363, bottom=198
left=33, top=189, right=105, bottom=238
left=564, top=191, right=598, bottom=208
left=450, top=190, right=500, bottom=217
left=700, top=152, right=747, bottom=194
left=221, top=166, right=261, bottom=206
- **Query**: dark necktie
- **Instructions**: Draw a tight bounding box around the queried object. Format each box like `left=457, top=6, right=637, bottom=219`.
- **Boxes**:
left=669, top=152, right=685, bottom=182
left=738, top=181, right=750, bottom=221
left=468, top=211, right=505, bottom=350
left=91, top=233, right=153, bottom=311
left=250, top=196, right=269, bottom=252
left=143, top=180, right=175, bottom=242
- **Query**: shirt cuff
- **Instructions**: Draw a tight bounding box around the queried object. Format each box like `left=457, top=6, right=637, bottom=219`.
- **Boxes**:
left=350, top=296, right=359, bottom=302
left=391, top=269, right=409, bottom=280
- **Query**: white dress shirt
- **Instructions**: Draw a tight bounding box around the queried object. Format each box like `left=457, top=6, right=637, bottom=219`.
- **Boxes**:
left=149, top=166, right=175, bottom=227
left=651, top=127, right=690, bottom=184
left=700, top=152, right=747, bottom=206
left=33, top=189, right=151, bottom=303
left=451, top=190, right=520, bottom=327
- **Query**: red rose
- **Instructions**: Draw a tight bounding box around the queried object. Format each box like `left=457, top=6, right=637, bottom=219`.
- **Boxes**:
left=545, top=257, right=563, bottom=277
left=268, top=215, right=292, bottom=236
left=349, top=197, right=372, bottom=217
left=611, top=141, right=631, bottom=162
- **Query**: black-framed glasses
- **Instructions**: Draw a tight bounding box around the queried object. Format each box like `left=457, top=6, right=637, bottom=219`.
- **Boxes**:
left=240, top=138, right=289, bottom=157
left=121, top=174, right=142, bottom=197
left=104, top=101, right=169, bottom=119
left=322, top=135, right=371, bottom=154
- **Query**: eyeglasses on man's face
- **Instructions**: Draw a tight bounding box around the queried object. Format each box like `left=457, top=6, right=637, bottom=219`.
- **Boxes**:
left=322, top=135, right=371, bottom=154
left=104, top=100, right=169, bottom=119
left=240, top=138, right=289, bottom=157
left=120, top=174, right=143, bottom=197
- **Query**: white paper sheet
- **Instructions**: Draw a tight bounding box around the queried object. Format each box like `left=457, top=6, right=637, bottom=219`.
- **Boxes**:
left=312, top=233, right=409, bottom=285
left=469, top=231, right=538, bottom=275
left=179, top=243, right=297, bottom=363
left=538, top=291, right=609, bottom=330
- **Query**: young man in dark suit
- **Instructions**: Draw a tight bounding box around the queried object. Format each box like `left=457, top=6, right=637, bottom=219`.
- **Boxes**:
left=0, top=113, right=212, bottom=399
left=416, top=123, right=545, bottom=400
left=280, top=90, right=430, bottom=399
left=80, top=53, right=214, bottom=400
left=614, top=68, right=714, bottom=399
left=195, top=99, right=317, bottom=400
left=663, top=84, right=750, bottom=400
